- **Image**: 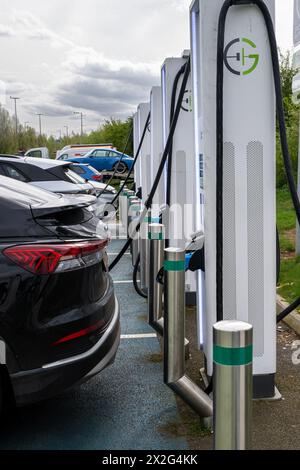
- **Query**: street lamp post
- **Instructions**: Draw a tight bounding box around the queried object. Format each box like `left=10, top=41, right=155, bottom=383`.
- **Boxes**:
left=10, top=96, right=20, bottom=136
left=73, top=111, right=84, bottom=139
left=64, top=125, right=69, bottom=138
left=36, top=114, right=45, bottom=136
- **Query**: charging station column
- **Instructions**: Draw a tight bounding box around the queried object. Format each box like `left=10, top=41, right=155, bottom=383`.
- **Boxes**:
left=150, top=86, right=165, bottom=217
left=161, top=52, right=197, bottom=305
left=191, top=0, right=276, bottom=398
left=137, top=102, right=151, bottom=293
left=133, top=112, right=141, bottom=191
left=137, top=103, right=151, bottom=204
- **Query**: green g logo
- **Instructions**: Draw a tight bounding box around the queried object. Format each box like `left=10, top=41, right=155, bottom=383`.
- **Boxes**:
left=224, top=38, right=259, bottom=76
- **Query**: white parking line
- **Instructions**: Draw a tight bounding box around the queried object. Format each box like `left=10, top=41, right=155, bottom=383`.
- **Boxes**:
left=108, top=253, right=131, bottom=256
left=121, top=333, right=157, bottom=339
left=114, top=280, right=140, bottom=284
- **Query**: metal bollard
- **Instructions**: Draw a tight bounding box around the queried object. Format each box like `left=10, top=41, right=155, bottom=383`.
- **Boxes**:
left=140, top=211, right=160, bottom=294
left=148, top=224, right=165, bottom=335
left=119, top=188, right=128, bottom=230
left=127, top=196, right=137, bottom=236
left=124, top=190, right=134, bottom=234
left=164, top=247, right=213, bottom=417
left=128, top=199, right=142, bottom=266
left=213, top=321, right=253, bottom=450
left=139, top=211, right=148, bottom=295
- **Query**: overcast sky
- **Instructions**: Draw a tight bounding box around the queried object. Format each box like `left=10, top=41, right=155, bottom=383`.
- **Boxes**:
left=0, top=0, right=295, bottom=137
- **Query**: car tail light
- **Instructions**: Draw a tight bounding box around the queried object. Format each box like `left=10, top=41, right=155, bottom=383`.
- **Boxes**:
left=3, top=240, right=108, bottom=275
left=92, top=175, right=103, bottom=181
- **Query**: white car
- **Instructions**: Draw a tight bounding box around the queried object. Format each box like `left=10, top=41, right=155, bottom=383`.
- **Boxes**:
left=24, top=147, right=49, bottom=159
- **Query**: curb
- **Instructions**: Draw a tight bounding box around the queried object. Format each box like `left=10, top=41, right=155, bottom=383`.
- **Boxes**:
left=277, top=295, right=300, bottom=337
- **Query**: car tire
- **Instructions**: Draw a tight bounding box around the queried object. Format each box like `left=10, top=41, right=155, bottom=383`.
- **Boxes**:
left=0, top=366, right=14, bottom=418
left=113, top=162, right=127, bottom=175
left=0, top=370, right=4, bottom=417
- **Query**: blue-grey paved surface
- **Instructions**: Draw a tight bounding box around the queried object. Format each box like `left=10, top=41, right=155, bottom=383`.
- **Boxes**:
left=0, top=238, right=187, bottom=450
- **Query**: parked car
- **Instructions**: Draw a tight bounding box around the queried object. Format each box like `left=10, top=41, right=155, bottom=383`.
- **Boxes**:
left=56, top=144, right=114, bottom=160
left=0, top=156, right=96, bottom=196
left=68, top=148, right=134, bottom=174
left=25, top=147, right=49, bottom=159
left=0, top=175, right=120, bottom=412
left=71, top=163, right=104, bottom=182
left=23, top=157, right=118, bottom=209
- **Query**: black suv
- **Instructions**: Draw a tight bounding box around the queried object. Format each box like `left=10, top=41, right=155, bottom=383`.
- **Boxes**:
left=0, top=175, right=120, bottom=412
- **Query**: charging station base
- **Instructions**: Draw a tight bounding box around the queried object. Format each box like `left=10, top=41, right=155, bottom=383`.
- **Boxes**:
left=200, top=368, right=280, bottom=401
left=186, top=292, right=197, bottom=307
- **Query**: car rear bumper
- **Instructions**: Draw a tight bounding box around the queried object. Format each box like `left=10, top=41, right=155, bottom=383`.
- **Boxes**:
left=10, top=296, right=120, bottom=406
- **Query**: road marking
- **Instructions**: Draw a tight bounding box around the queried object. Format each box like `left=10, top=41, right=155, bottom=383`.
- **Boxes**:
left=121, top=333, right=157, bottom=339
left=114, top=280, right=140, bottom=284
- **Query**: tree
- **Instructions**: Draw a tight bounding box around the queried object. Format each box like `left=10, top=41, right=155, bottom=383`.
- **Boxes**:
left=276, top=51, right=300, bottom=188
left=85, top=117, right=133, bottom=155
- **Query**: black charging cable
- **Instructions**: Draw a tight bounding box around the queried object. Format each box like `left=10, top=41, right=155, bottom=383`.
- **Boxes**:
left=97, top=126, right=133, bottom=198
left=110, top=113, right=150, bottom=206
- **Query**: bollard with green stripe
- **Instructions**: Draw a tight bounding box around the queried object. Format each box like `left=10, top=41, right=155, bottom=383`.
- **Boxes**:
left=148, top=223, right=165, bottom=241
left=213, top=320, right=253, bottom=450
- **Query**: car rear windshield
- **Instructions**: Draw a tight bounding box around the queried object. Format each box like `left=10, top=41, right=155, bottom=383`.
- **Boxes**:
left=71, top=165, right=86, bottom=175
left=87, top=165, right=101, bottom=175
left=46, top=165, right=86, bottom=184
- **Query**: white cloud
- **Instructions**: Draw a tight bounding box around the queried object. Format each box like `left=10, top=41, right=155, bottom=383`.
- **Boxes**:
left=0, top=24, right=15, bottom=37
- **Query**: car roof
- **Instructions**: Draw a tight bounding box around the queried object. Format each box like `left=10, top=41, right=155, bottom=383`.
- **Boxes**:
left=0, top=155, right=24, bottom=163
left=0, top=154, right=22, bottom=160
left=23, top=157, right=69, bottom=169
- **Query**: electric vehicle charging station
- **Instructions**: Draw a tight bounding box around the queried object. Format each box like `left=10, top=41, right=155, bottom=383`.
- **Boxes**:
left=150, top=86, right=165, bottom=215
left=133, top=112, right=141, bottom=192
left=161, top=51, right=197, bottom=305
left=137, top=103, right=151, bottom=204
left=137, top=102, right=151, bottom=293
left=190, top=0, right=277, bottom=398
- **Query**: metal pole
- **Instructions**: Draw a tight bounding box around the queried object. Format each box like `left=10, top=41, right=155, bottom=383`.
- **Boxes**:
left=73, top=112, right=84, bottom=141
left=164, top=247, right=212, bottom=418
left=14, top=100, right=17, bottom=136
left=10, top=96, right=20, bottom=138
left=148, top=224, right=165, bottom=335
left=127, top=196, right=138, bottom=248
left=213, top=320, right=253, bottom=450
left=129, top=200, right=142, bottom=267
left=126, top=190, right=135, bottom=235
left=140, top=210, right=151, bottom=295
left=118, top=185, right=127, bottom=229
left=36, top=114, right=44, bottom=136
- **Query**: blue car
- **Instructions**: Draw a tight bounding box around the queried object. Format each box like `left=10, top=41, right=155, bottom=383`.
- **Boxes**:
left=68, top=148, right=134, bottom=174
left=70, top=163, right=104, bottom=182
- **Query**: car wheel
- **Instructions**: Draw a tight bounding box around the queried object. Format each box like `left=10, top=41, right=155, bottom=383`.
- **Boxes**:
left=113, top=161, right=127, bottom=174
